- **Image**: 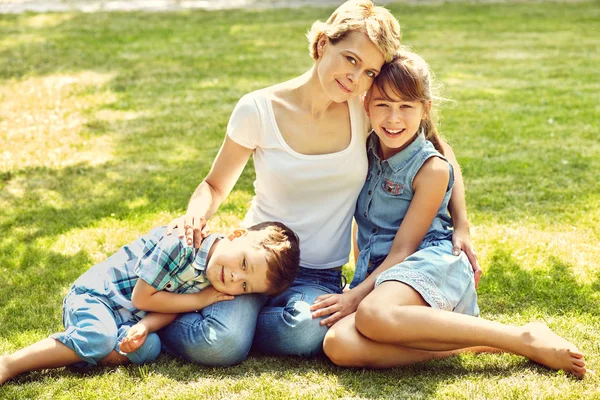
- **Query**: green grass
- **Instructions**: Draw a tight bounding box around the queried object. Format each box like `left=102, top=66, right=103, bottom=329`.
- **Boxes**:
left=1, top=1, right=599, bottom=398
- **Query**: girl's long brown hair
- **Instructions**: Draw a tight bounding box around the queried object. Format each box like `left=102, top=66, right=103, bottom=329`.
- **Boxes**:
left=366, top=48, right=445, bottom=155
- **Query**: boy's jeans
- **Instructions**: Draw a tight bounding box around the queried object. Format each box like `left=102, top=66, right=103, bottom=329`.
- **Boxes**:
left=158, top=268, right=343, bottom=366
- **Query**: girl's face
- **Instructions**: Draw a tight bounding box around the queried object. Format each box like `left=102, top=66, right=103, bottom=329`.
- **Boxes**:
left=366, top=83, right=430, bottom=159
left=316, top=31, right=385, bottom=103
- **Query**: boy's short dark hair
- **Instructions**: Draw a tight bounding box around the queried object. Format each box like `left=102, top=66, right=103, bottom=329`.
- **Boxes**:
left=247, top=221, right=300, bottom=296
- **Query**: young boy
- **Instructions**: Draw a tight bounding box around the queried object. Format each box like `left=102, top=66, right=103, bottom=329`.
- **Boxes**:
left=0, top=221, right=300, bottom=383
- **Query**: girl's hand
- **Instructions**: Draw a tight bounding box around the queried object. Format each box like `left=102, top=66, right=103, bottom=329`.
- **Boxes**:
left=119, top=323, right=148, bottom=354
left=310, top=291, right=361, bottom=328
left=166, top=214, right=210, bottom=248
left=201, top=286, right=235, bottom=307
left=452, top=225, right=482, bottom=289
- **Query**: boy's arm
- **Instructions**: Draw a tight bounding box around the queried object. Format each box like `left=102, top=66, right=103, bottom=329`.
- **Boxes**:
left=119, top=312, right=177, bottom=354
left=131, top=279, right=233, bottom=313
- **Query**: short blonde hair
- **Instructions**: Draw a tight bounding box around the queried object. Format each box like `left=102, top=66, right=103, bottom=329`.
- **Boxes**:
left=307, top=0, right=401, bottom=63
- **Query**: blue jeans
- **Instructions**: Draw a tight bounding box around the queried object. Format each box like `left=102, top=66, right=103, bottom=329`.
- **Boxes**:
left=52, top=291, right=161, bottom=366
left=158, top=268, right=343, bottom=366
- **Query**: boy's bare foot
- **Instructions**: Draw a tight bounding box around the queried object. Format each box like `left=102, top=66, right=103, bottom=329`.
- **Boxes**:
left=521, top=322, right=585, bottom=378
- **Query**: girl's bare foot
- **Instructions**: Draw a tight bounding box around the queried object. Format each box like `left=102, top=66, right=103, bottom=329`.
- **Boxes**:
left=0, top=356, right=16, bottom=385
left=521, top=322, right=585, bottom=378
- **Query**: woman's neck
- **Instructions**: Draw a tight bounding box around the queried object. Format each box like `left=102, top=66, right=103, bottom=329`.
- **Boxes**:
left=283, top=66, right=338, bottom=120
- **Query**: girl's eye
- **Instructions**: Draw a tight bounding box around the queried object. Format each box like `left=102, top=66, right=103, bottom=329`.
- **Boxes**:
left=242, top=282, right=247, bottom=292
left=346, top=56, right=356, bottom=65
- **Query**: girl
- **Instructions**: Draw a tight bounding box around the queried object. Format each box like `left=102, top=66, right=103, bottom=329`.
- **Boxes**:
left=319, top=49, right=586, bottom=377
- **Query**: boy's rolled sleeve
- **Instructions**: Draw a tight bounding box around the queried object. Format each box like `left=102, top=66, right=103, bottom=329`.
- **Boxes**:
left=134, top=233, right=192, bottom=291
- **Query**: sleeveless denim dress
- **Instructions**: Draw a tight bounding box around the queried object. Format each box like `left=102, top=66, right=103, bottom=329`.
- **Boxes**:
left=352, top=131, right=479, bottom=316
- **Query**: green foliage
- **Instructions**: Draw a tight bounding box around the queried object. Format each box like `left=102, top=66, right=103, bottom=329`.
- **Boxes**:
left=1, top=1, right=599, bottom=398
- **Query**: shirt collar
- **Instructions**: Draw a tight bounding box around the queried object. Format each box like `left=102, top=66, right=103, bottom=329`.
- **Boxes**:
left=367, top=129, right=427, bottom=173
left=192, top=233, right=224, bottom=272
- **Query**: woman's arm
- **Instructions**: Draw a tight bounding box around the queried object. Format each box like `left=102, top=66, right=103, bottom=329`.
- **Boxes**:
left=440, top=140, right=482, bottom=287
left=167, top=136, right=253, bottom=247
left=312, top=157, right=449, bottom=326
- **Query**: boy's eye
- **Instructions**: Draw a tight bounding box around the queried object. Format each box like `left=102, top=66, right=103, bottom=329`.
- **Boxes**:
left=375, top=103, right=389, bottom=107
left=346, top=56, right=356, bottom=65
left=242, top=259, right=247, bottom=271
left=242, top=282, right=247, bottom=292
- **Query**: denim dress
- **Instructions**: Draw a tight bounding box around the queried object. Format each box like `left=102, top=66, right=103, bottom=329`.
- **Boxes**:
left=352, top=132, right=479, bottom=316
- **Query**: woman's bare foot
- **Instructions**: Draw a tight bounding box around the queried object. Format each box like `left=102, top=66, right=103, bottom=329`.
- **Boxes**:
left=521, top=322, right=585, bottom=378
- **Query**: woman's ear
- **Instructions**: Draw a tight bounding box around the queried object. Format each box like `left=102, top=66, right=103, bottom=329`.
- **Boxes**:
left=317, top=35, right=328, bottom=58
left=227, top=228, right=248, bottom=241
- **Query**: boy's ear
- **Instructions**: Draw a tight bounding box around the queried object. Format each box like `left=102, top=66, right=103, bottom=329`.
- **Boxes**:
left=227, top=228, right=248, bottom=241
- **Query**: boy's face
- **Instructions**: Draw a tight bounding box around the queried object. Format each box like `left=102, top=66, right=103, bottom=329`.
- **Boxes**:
left=366, top=83, right=429, bottom=159
left=205, top=232, right=270, bottom=296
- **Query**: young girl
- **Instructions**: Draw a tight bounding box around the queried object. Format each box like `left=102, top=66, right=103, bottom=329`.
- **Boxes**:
left=319, top=49, right=586, bottom=377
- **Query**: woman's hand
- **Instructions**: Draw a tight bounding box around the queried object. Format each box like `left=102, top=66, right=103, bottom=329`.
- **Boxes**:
left=119, top=323, right=148, bottom=354
left=166, top=214, right=210, bottom=248
left=310, top=291, right=362, bottom=328
left=452, top=224, right=482, bottom=289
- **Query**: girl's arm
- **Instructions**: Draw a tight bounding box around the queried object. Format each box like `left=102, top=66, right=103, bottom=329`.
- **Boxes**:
left=131, top=279, right=234, bottom=313
left=440, top=140, right=482, bottom=287
left=167, top=136, right=253, bottom=248
left=312, top=157, right=449, bottom=326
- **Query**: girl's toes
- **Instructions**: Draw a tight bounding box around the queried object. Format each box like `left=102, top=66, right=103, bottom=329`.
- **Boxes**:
left=573, top=358, right=585, bottom=368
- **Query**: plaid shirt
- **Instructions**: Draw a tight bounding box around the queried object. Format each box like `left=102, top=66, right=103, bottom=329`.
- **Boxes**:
left=71, top=226, right=222, bottom=324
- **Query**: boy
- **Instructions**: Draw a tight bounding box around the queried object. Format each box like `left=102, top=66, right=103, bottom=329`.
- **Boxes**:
left=0, top=221, right=299, bottom=383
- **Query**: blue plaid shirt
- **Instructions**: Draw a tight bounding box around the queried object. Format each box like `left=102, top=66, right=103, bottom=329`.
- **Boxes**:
left=70, top=226, right=223, bottom=324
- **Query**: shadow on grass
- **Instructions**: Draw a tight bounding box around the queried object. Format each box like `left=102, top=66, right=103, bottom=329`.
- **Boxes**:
left=477, top=249, right=600, bottom=316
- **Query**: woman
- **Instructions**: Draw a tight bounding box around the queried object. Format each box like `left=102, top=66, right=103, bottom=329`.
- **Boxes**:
left=160, top=0, right=480, bottom=366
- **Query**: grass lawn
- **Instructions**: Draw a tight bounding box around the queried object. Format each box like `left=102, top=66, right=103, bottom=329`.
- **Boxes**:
left=1, top=1, right=599, bottom=398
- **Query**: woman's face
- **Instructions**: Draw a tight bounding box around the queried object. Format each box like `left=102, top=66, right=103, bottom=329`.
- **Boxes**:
left=316, top=31, right=386, bottom=103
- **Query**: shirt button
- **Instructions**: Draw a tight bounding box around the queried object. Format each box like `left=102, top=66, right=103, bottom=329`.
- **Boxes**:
left=363, top=212, right=367, bottom=217
left=377, top=170, right=381, bottom=175
left=372, top=228, right=377, bottom=233
left=368, top=190, right=372, bottom=195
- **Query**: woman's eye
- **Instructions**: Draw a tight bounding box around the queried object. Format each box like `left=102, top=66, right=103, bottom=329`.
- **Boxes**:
left=346, top=56, right=356, bottom=65
left=366, top=71, right=376, bottom=78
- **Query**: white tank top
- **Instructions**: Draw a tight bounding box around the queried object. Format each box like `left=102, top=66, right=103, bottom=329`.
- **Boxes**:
left=227, top=89, right=370, bottom=269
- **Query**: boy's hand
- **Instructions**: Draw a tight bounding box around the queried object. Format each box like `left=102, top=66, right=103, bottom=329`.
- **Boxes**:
left=200, top=286, right=235, bottom=307
left=119, top=323, right=149, bottom=354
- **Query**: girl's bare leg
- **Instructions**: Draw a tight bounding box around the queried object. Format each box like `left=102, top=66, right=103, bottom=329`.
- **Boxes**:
left=324, top=313, right=494, bottom=368
left=354, top=282, right=585, bottom=377
left=0, top=338, right=82, bottom=384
